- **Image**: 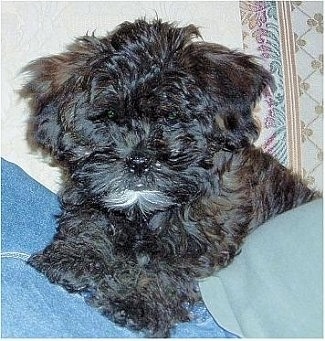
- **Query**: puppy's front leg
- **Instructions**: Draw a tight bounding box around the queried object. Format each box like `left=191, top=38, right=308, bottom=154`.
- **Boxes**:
left=27, top=206, right=117, bottom=293
left=28, top=240, right=198, bottom=337
left=27, top=209, right=199, bottom=337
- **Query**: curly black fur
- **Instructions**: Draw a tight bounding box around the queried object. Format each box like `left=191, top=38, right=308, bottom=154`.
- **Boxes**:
left=20, top=19, right=319, bottom=337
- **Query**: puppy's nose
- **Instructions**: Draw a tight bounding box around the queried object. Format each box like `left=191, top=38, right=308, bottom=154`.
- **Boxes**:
left=126, top=152, right=151, bottom=175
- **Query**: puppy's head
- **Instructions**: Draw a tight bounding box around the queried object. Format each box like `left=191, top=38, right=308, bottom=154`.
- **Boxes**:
left=21, top=19, right=274, bottom=214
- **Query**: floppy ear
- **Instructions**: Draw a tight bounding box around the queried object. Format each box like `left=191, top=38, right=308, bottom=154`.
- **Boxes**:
left=20, top=35, right=111, bottom=159
left=188, top=43, right=275, bottom=150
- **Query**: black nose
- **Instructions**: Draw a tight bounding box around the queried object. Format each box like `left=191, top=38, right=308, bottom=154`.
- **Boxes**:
left=126, top=152, right=151, bottom=175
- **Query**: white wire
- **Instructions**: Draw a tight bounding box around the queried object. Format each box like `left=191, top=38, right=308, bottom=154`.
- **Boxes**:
left=1, top=251, right=31, bottom=261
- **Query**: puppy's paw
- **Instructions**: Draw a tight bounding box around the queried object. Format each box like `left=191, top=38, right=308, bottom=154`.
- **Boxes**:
left=27, top=252, right=62, bottom=280
left=27, top=249, right=98, bottom=294
left=27, top=252, right=46, bottom=271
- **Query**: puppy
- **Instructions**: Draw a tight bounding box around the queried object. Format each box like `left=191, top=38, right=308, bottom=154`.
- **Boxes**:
left=20, top=19, right=318, bottom=337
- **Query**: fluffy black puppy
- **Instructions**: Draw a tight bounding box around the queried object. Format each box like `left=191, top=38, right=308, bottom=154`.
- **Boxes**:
left=20, top=19, right=318, bottom=337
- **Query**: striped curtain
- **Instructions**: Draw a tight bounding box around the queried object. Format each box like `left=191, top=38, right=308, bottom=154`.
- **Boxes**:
left=240, top=1, right=323, bottom=191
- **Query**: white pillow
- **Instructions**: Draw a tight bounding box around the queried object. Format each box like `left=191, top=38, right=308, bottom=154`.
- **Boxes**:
left=199, top=199, right=323, bottom=337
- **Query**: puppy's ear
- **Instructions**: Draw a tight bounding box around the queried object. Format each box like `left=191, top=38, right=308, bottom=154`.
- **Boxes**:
left=20, top=35, right=111, bottom=158
left=190, top=43, right=275, bottom=150
left=204, top=44, right=275, bottom=104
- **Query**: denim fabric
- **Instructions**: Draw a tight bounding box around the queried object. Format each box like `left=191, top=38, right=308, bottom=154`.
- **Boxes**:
left=1, top=158, right=235, bottom=338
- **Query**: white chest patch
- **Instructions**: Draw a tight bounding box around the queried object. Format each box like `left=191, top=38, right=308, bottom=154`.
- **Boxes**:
left=105, top=190, right=173, bottom=212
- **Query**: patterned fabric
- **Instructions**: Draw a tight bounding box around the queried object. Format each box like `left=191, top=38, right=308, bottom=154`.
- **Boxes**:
left=240, top=1, right=323, bottom=190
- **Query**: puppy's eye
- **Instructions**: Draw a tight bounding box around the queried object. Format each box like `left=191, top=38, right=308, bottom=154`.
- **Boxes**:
left=89, top=109, right=117, bottom=123
left=168, top=113, right=177, bottom=120
left=166, top=112, right=179, bottom=123
left=105, top=110, right=116, bottom=119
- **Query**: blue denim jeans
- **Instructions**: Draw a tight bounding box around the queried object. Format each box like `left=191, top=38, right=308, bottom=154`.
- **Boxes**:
left=1, top=158, right=235, bottom=338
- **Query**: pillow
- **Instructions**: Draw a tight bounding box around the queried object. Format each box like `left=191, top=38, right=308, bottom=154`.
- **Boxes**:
left=199, top=198, right=323, bottom=337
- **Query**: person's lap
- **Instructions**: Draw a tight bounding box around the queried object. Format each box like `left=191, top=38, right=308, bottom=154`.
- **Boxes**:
left=1, top=158, right=235, bottom=338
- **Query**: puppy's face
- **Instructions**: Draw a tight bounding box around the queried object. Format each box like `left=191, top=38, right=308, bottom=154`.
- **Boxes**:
left=21, top=19, right=274, bottom=214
